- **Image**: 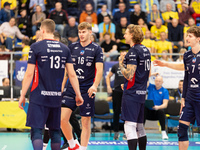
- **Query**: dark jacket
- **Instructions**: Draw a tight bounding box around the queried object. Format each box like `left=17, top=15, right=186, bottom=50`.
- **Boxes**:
left=0, top=9, right=14, bottom=24
left=48, top=9, right=68, bottom=24
left=130, top=11, right=147, bottom=25
left=168, top=23, right=183, bottom=42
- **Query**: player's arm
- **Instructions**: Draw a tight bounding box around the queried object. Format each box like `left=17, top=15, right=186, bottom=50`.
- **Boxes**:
left=180, top=70, right=188, bottom=113
left=19, top=64, right=35, bottom=109
left=153, top=60, right=184, bottom=71
left=61, top=68, right=68, bottom=93
left=66, top=63, right=83, bottom=106
left=106, top=71, right=114, bottom=94
left=153, top=99, right=168, bottom=110
left=118, top=54, right=137, bottom=81
left=88, top=62, right=103, bottom=98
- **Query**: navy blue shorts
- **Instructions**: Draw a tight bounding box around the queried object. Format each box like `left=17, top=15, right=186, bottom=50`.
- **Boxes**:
left=180, top=100, right=200, bottom=126
left=26, top=103, right=61, bottom=129
left=121, top=97, right=144, bottom=123
left=61, top=92, right=95, bottom=117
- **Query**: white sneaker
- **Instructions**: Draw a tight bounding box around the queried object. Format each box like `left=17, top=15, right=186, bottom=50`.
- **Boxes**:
left=162, top=131, right=169, bottom=140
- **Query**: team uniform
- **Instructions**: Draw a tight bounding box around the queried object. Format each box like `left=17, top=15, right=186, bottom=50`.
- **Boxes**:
left=61, top=41, right=103, bottom=116
left=121, top=44, right=151, bottom=123
left=27, top=39, right=72, bottom=129
left=180, top=50, right=200, bottom=125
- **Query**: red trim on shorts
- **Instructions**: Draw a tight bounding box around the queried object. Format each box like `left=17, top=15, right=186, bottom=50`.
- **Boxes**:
left=126, top=73, right=136, bottom=90
left=31, top=61, right=39, bottom=92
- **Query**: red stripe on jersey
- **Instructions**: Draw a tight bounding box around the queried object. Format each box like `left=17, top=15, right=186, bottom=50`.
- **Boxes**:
left=93, top=68, right=97, bottom=83
left=31, top=61, right=39, bottom=92
left=126, top=73, right=136, bottom=90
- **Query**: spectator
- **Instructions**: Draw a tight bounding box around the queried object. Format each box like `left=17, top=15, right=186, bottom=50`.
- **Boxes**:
left=160, top=0, right=176, bottom=12
left=150, top=18, right=168, bottom=40
left=62, top=0, right=80, bottom=17
left=190, top=0, right=200, bottom=24
left=155, top=32, right=172, bottom=59
left=178, top=1, right=195, bottom=26
left=29, top=0, right=46, bottom=13
left=176, top=48, right=187, bottom=62
left=141, top=30, right=156, bottom=61
left=100, top=32, right=118, bottom=61
left=130, top=4, right=147, bottom=25
left=2, top=77, right=9, bottom=86
left=31, top=5, right=46, bottom=36
left=85, top=15, right=99, bottom=34
left=0, top=17, right=28, bottom=50
left=18, top=9, right=31, bottom=37
left=63, top=17, right=78, bottom=44
left=91, top=33, right=97, bottom=43
left=183, top=17, right=195, bottom=46
left=138, top=18, right=149, bottom=36
left=141, top=0, right=160, bottom=14
left=79, top=0, right=95, bottom=12
left=21, top=39, right=30, bottom=61
left=172, top=80, right=183, bottom=103
left=79, top=3, right=97, bottom=24
left=147, top=4, right=164, bottom=28
left=18, top=0, right=30, bottom=16
left=99, top=15, right=116, bottom=42
left=113, top=2, right=130, bottom=25
left=97, top=4, right=112, bottom=24
left=0, top=2, right=14, bottom=24
left=162, top=3, right=179, bottom=26
left=1, top=0, right=17, bottom=10
left=53, top=31, right=61, bottom=41
left=115, top=17, right=130, bottom=51
left=0, top=45, right=10, bottom=60
left=112, top=0, right=130, bottom=11
left=48, top=2, right=68, bottom=36
left=168, top=18, right=183, bottom=50
left=29, top=30, right=40, bottom=45
left=160, top=50, right=173, bottom=62
left=145, top=75, right=169, bottom=140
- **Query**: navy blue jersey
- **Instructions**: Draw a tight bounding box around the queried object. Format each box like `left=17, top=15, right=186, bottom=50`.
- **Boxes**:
left=28, top=39, right=72, bottom=107
left=66, top=41, right=103, bottom=89
left=123, top=44, right=151, bottom=103
left=183, top=50, right=200, bottom=102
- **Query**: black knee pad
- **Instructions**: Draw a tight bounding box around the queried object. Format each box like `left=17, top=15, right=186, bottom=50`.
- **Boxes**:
left=49, top=129, right=61, bottom=143
left=178, top=123, right=189, bottom=141
left=31, top=128, right=43, bottom=141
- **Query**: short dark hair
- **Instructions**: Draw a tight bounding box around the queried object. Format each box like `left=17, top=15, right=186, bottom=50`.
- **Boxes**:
left=22, top=39, right=30, bottom=45
left=187, top=26, right=200, bottom=38
left=2, top=77, right=9, bottom=83
left=53, top=31, right=61, bottom=41
left=41, top=19, right=55, bottom=33
left=60, top=38, right=68, bottom=46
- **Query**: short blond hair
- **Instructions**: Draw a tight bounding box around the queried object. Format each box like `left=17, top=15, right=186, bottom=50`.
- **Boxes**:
left=78, top=22, right=92, bottom=30
left=127, top=24, right=144, bottom=44
left=41, top=19, right=55, bottom=33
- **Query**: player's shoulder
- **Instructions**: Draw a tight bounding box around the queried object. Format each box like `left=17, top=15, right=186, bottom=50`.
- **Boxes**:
left=183, top=50, right=192, bottom=58
left=91, top=42, right=101, bottom=49
left=68, top=41, right=80, bottom=49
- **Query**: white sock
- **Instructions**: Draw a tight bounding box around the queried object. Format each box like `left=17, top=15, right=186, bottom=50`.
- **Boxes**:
left=80, top=146, right=87, bottom=150
left=68, top=138, right=75, bottom=148
left=75, top=139, right=80, bottom=146
left=43, top=143, right=48, bottom=150
left=161, top=131, right=167, bottom=135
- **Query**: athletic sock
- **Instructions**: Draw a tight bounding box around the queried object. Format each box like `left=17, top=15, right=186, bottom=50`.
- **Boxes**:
left=138, top=136, right=147, bottom=150
left=51, top=143, right=61, bottom=150
left=80, top=146, right=87, bottom=150
left=127, top=139, right=137, bottom=150
left=32, top=139, right=43, bottom=150
left=68, top=138, right=75, bottom=148
left=43, top=143, right=48, bottom=150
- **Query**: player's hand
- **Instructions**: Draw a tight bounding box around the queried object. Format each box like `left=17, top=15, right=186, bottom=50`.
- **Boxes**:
left=88, top=85, right=97, bottom=98
left=18, top=95, right=26, bottom=110
left=75, top=95, right=84, bottom=106
left=153, top=60, right=166, bottom=67
left=180, top=98, right=185, bottom=114
left=107, top=86, right=112, bottom=94
left=152, top=105, right=159, bottom=110
left=118, top=53, right=125, bottom=65
left=121, top=84, right=124, bottom=91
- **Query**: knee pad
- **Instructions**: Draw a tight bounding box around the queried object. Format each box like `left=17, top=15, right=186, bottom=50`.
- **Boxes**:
left=31, top=128, right=43, bottom=141
left=178, top=123, right=189, bottom=141
left=49, top=129, right=61, bottom=143
left=124, top=121, right=137, bottom=140
left=137, top=123, right=146, bottom=138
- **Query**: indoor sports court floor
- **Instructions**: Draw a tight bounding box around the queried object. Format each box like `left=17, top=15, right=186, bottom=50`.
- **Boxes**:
left=0, top=132, right=200, bottom=150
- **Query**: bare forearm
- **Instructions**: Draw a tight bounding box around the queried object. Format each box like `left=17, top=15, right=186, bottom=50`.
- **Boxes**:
left=69, top=73, right=81, bottom=96
left=21, top=73, right=33, bottom=97
left=106, top=76, right=111, bottom=88
left=166, top=63, right=184, bottom=71
left=93, top=69, right=103, bottom=88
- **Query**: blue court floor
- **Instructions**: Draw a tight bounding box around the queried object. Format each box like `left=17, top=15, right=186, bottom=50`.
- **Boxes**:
left=0, top=132, right=199, bottom=150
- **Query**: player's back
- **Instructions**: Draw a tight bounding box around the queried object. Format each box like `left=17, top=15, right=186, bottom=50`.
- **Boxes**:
left=28, top=39, right=72, bottom=107
left=123, top=44, right=151, bottom=103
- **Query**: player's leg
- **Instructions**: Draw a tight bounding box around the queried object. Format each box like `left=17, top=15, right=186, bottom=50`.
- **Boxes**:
left=31, top=128, right=43, bottom=150
left=49, top=129, right=61, bottom=150
left=43, top=126, right=50, bottom=150
left=178, top=120, right=190, bottom=150
left=80, top=116, right=91, bottom=150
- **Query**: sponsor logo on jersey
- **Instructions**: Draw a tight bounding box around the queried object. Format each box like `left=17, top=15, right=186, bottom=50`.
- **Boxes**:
left=86, top=62, right=92, bottom=66
left=76, top=68, right=85, bottom=79
left=86, top=112, right=91, bottom=115
left=80, top=50, right=85, bottom=55
left=190, top=78, right=199, bottom=88
left=47, top=44, right=61, bottom=48
left=136, top=90, right=146, bottom=95
left=192, top=57, right=196, bottom=63
left=86, top=103, right=91, bottom=109
left=41, top=91, right=62, bottom=96
left=75, top=47, right=78, bottom=49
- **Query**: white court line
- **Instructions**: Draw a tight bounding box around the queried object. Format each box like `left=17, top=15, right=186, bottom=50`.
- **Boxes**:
left=1, top=145, right=7, bottom=150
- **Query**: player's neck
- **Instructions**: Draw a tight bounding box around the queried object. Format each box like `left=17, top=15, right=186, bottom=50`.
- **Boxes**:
left=42, top=34, right=54, bottom=40
left=191, top=44, right=200, bottom=54
left=130, top=41, right=135, bottom=47
left=80, top=40, right=91, bottom=47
